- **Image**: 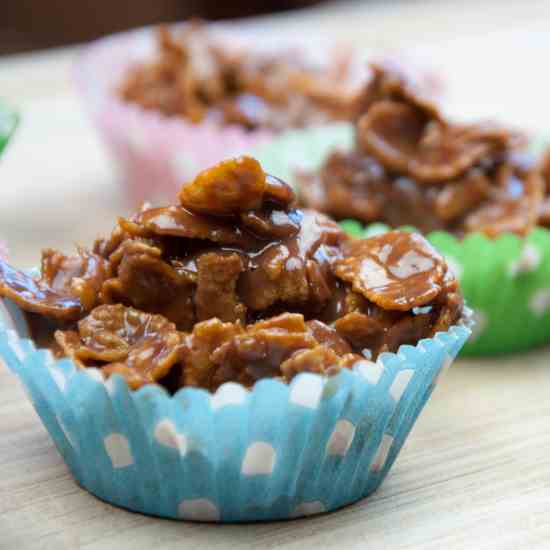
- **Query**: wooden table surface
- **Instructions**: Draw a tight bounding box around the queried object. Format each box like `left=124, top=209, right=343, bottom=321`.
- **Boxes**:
left=3, top=352, right=550, bottom=550
left=2, top=1, right=550, bottom=548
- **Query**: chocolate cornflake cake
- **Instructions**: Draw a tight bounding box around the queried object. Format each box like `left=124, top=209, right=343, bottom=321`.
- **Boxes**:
left=298, top=62, right=545, bottom=238
left=0, top=157, right=463, bottom=392
left=120, top=22, right=357, bottom=132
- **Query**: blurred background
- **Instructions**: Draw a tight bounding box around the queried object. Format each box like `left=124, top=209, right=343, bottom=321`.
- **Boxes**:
left=2, top=0, right=323, bottom=54
left=2, top=0, right=550, bottom=267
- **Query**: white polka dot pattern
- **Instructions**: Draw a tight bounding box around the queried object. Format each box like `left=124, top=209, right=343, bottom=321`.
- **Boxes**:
left=241, top=442, right=276, bottom=476
left=6, top=330, right=24, bottom=360
left=389, top=370, right=414, bottom=402
left=85, top=368, right=105, bottom=385
left=59, top=418, right=77, bottom=449
left=370, top=434, right=394, bottom=472
left=178, top=498, right=220, bottom=522
left=104, top=376, right=117, bottom=396
left=529, top=288, right=550, bottom=317
left=154, top=419, right=188, bottom=455
left=326, top=420, right=356, bottom=456
left=289, top=375, right=323, bottom=409
left=104, top=433, right=134, bottom=468
left=49, top=366, right=67, bottom=392
left=210, top=383, right=248, bottom=410
left=508, top=244, right=541, bottom=276
left=355, top=359, right=384, bottom=385
left=469, top=309, right=488, bottom=341
left=291, top=501, right=326, bottom=517
left=0, top=301, right=15, bottom=331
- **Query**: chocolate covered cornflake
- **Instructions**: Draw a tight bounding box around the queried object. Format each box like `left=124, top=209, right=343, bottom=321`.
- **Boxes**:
left=0, top=156, right=463, bottom=392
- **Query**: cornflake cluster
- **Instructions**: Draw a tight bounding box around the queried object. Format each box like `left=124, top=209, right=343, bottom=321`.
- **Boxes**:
left=120, top=23, right=357, bottom=132
left=299, top=62, right=545, bottom=237
left=0, top=157, right=463, bottom=392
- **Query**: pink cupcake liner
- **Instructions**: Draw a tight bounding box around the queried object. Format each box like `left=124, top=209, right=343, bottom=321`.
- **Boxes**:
left=75, top=24, right=445, bottom=205
left=74, top=25, right=364, bottom=205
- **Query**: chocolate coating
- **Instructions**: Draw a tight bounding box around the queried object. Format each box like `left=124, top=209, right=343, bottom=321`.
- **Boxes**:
left=0, top=156, right=463, bottom=392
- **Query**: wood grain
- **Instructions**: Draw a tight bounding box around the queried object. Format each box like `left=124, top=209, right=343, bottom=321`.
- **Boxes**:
left=3, top=351, right=550, bottom=550
left=2, top=1, right=550, bottom=547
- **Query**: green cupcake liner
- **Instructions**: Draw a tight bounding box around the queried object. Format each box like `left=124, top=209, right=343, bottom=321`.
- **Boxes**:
left=0, top=100, right=18, bottom=156
left=254, top=123, right=550, bottom=356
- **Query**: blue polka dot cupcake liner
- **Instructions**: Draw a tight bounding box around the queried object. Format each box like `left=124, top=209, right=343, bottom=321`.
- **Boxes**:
left=255, top=124, right=550, bottom=356
left=0, top=298, right=472, bottom=522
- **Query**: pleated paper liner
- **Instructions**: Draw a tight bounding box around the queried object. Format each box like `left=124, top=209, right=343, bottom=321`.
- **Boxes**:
left=0, top=297, right=471, bottom=521
left=255, top=124, right=550, bottom=356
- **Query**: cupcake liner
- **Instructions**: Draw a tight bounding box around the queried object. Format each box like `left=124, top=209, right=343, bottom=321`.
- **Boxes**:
left=0, top=296, right=470, bottom=521
left=254, top=124, right=550, bottom=356
left=75, top=25, right=367, bottom=205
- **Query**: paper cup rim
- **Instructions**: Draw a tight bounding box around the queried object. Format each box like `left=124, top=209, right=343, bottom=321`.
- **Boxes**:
left=0, top=287, right=472, bottom=521
left=0, top=293, right=473, bottom=400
